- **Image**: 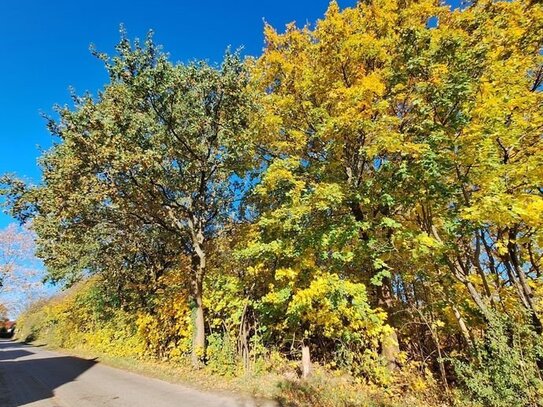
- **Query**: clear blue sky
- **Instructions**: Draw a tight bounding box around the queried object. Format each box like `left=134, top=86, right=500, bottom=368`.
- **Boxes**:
left=0, top=0, right=460, bottom=228
left=0, top=0, right=362, bottom=228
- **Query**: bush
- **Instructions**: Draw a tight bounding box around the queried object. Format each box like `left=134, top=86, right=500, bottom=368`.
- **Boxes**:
left=16, top=279, right=146, bottom=358
left=206, top=332, right=239, bottom=376
left=452, top=312, right=543, bottom=407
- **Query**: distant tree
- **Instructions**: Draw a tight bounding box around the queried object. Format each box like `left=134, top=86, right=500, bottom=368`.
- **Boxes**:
left=0, top=224, right=44, bottom=316
left=0, top=303, right=8, bottom=322
left=0, top=224, right=35, bottom=286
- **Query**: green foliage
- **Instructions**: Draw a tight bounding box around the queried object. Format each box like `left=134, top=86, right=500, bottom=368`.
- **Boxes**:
left=206, top=333, right=238, bottom=376
left=452, top=312, right=543, bottom=407
left=5, top=0, right=543, bottom=405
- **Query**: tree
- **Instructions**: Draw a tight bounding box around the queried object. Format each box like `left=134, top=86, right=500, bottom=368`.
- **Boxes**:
left=0, top=224, right=34, bottom=285
left=4, top=31, right=255, bottom=366
left=0, top=224, right=44, bottom=316
left=3, top=0, right=543, bottom=396
left=248, top=0, right=543, bottom=371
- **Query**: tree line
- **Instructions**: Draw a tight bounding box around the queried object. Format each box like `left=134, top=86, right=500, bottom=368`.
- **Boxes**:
left=3, top=0, right=543, bottom=405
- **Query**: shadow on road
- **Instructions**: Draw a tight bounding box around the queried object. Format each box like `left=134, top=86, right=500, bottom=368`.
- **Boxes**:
left=0, top=340, right=97, bottom=407
left=0, top=349, right=34, bottom=360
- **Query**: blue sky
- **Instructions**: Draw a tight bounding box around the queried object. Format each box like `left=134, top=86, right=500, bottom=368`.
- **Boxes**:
left=0, top=0, right=464, bottom=229
left=0, top=0, right=365, bottom=228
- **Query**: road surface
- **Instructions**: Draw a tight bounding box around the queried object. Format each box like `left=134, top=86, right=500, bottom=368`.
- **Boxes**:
left=0, top=340, right=275, bottom=407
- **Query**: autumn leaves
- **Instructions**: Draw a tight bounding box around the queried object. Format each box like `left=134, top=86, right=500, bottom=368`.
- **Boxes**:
left=4, top=0, right=543, bottom=401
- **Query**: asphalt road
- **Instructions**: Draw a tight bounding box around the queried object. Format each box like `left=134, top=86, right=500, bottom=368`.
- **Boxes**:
left=0, top=340, right=275, bottom=407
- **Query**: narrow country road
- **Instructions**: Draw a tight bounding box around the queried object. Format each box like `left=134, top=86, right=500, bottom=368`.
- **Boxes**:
left=0, top=340, right=274, bottom=407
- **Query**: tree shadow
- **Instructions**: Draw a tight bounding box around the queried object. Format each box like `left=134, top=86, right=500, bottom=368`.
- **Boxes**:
left=0, top=340, right=97, bottom=407
left=0, top=349, right=33, bottom=360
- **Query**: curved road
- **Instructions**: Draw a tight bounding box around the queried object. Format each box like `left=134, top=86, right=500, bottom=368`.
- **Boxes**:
left=0, top=340, right=275, bottom=407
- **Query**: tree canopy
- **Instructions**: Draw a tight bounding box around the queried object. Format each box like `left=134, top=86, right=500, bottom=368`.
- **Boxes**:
left=4, top=0, right=543, bottom=404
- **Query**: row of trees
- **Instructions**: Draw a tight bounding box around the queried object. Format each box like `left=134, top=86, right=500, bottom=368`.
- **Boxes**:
left=3, top=0, right=543, bottom=403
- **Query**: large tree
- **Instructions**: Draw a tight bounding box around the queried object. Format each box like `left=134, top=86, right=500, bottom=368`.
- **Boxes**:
left=4, top=33, right=255, bottom=365
left=247, top=0, right=543, bottom=370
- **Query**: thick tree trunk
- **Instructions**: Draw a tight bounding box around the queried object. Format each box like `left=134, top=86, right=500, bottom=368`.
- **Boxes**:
left=381, top=328, right=400, bottom=370
left=186, top=212, right=208, bottom=368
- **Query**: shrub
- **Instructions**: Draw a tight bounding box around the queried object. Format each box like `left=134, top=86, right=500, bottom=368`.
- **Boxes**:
left=452, top=312, right=543, bottom=407
left=16, top=279, right=146, bottom=358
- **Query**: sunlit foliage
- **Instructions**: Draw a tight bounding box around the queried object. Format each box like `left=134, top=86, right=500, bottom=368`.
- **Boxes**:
left=6, top=0, right=543, bottom=405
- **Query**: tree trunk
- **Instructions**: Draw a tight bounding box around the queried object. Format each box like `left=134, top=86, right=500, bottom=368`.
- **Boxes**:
left=429, top=225, right=491, bottom=317
left=238, top=299, right=251, bottom=371
left=451, top=304, right=473, bottom=347
left=349, top=200, right=400, bottom=369
left=191, top=253, right=206, bottom=368
left=381, top=328, right=400, bottom=370
left=301, top=343, right=312, bottom=379
left=507, top=232, right=543, bottom=335
left=378, top=280, right=400, bottom=370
